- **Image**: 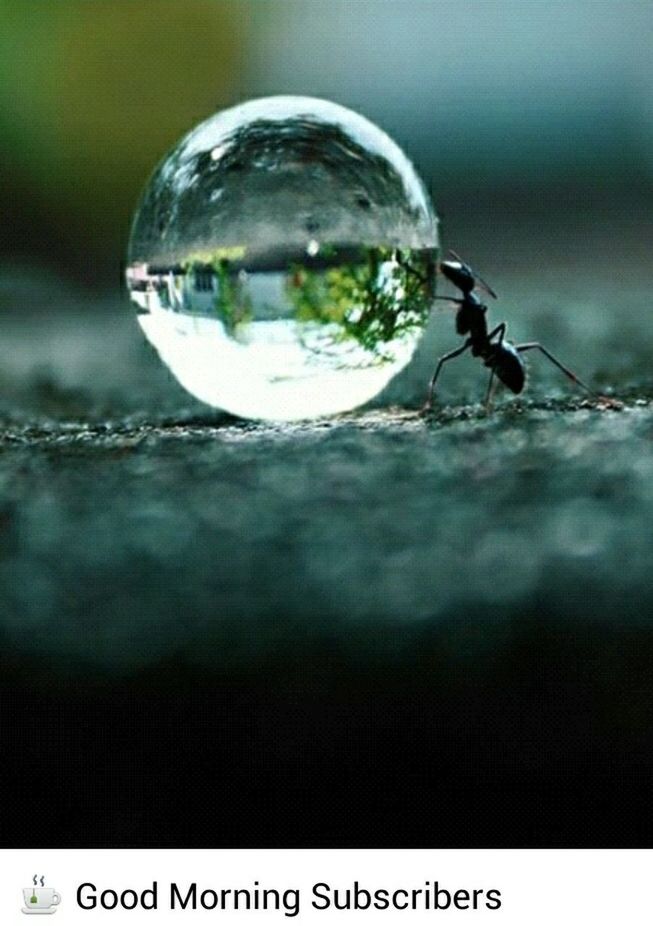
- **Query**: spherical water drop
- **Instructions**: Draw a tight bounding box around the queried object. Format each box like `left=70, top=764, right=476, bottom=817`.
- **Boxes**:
left=127, top=96, right=438, bottom=421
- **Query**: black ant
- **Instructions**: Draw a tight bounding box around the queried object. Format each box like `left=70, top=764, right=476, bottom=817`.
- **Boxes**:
left=423, top=250, right=597, bottom=411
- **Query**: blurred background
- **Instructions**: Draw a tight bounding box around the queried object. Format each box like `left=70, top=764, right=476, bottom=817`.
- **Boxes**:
left=1, top=0, right=652, bottom=289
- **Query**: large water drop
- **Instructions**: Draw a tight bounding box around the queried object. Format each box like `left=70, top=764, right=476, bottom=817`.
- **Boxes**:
left=127, top=96, right=438, bottom=421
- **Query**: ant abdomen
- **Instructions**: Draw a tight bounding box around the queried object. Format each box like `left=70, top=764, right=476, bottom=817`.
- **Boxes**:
left=487, top=344, right=525, bottom=394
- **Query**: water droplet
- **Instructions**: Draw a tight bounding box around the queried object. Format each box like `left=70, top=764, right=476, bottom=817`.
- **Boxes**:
left=127, top=96, right=438, bottom=421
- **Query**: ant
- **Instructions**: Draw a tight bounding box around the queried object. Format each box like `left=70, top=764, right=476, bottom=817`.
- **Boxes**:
left=423, top=250, right=597, bottom=411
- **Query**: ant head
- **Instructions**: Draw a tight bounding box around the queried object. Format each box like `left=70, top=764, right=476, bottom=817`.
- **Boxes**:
left=440, top=250, right=497, bottom=299
left=440, top=258, right=475, bottom=294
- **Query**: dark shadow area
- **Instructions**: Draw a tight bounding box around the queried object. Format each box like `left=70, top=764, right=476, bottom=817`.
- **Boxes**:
left=4, top=605, right=653, bottom=847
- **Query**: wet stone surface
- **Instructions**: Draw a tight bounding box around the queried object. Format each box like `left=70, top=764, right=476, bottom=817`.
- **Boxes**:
left=2, top=392, right=652, bottom=667
left=2, top=269, right=653, bottom=846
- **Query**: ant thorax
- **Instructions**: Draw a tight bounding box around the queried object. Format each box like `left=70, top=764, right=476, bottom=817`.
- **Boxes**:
left=455, top=293, right=488, bottom=339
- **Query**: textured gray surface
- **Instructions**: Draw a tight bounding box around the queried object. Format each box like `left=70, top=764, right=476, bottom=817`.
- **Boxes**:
left=1, top=267, right=651, bottom=672
left=2, top=267, right=653, bottom=847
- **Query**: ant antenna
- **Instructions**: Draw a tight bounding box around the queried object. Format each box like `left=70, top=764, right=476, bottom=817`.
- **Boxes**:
left=448, top=250, right=497, bottom=299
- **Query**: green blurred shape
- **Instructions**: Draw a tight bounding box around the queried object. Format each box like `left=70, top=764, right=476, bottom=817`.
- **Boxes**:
left=0, top=0, right=246, bottom=271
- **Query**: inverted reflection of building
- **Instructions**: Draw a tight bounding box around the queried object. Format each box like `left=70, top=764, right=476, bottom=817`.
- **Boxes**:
left=129, top=263, right=290, bottom=321
left=129, top=243, right=431, bottom=325
left=166, top=272, right=185, bottom=311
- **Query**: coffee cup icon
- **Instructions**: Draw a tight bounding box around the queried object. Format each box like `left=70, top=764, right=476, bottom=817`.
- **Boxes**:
left=22, top=887, right=61, bottom=915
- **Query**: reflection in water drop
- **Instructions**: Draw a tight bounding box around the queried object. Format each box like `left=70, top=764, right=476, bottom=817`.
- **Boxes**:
left=127, top=96, right=438, bottom=421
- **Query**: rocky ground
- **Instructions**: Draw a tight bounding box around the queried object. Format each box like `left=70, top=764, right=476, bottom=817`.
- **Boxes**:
left=1, top=263, right=652, bottom=846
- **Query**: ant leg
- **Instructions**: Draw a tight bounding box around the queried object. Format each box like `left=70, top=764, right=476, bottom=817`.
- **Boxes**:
left=424, top=340, right=471, bottom=411
left=516, top=342, right=595, bottom=396
left=483, top=324, right=506, bottom=409
left=487, top=322, right=506, bottom=343
left=484, top=370, right=498, bottom=407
